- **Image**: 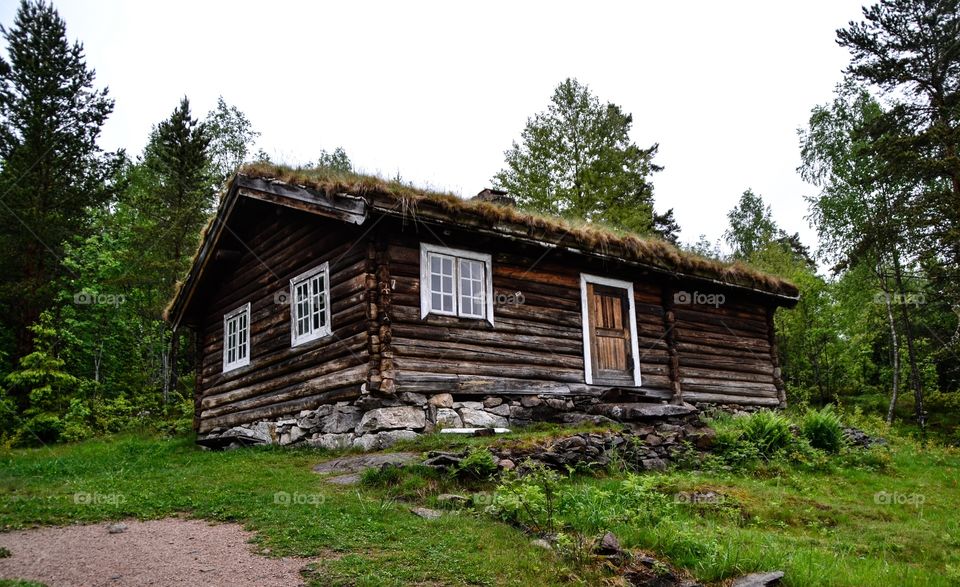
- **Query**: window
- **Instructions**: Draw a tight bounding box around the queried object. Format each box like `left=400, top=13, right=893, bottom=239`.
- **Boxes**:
left=420, top=243, right=493, bottom=324
left=580, top=274, right=642, bottom=387
left=223, top=302, right=251, bottom=372
left=290, top=262, right=331, bottom=346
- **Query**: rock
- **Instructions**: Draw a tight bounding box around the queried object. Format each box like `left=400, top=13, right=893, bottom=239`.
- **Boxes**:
left=520, top=396, right=542, bottom=408
left=483, top=397, right=503, bottom=408
left=689, top=426, right=717, bottom=450
left=422, top=452, right=464, bottom=470
left=498, top=458, right=516, bottom=471
left=279, top=426, right=306, bottom=445
left=297, top=405, right=333, bottom=430
left=560, top=413, right=616, bottom=426
left=435, top=408, right=463, bottom=428
left=322, top=406, right=363, bottom=434
left=223, top=425, right=271, bottom=444
left=596, top=531, right=620, bottom=555
left=400, top=392, right=428, bottom=406
left=545, top=398, right=568, bottom=411
left=377, top=430, right=419, bottom=448
left=485, top=404, right=512, bottom=417
left=356, top=406, right=426, bottom=433
left=107, top=523, right=127, bottom=534
left=454, top=401, right=484, bottom=410
left=352, top=434, right=381, bottom=451
left=509, top=406, right=533, bottom=420
left=308, top=433, right=353, bottom=451
left=656, top=423, right=681, bottom=433
left=530, top=538, right=552, bottom=550
left=410, top=507, right=442, bottom=520
left=642, top=458, right=667, bottom=471
left=587, top=402, right=697, bottom=421
left=644, top=434, right=663, bottom=447
left=314, top=451, right=419, bottom=475
left=731, top=571, right=785, bottom=587
left=429, top=393, right=453, bottom=408
left=459, top=408, right=508, bottom=428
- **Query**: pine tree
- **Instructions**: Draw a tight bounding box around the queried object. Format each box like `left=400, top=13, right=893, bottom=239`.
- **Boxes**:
left=124, top=97, right=213, bottom=399
left=0, top=0, right=117, bottom=368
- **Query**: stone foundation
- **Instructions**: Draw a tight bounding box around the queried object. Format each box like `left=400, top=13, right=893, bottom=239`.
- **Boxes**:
left=198, top=392, right=698, bottom=450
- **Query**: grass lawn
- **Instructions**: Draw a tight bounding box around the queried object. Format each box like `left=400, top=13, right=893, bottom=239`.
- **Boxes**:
left=1, top=428, right=959, bottom=586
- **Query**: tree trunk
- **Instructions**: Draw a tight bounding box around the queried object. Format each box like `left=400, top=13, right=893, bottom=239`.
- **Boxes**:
left=881, top=284, right=900, bottom=425
left=891, top=255, right=925, bottom=433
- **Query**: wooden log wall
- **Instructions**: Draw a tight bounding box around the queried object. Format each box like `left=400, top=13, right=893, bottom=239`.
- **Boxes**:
left=673, top=292, right=781, bottom=406
left=383, top=229, right=673, bottom=400
left=194, top=203, right=371, bottom=433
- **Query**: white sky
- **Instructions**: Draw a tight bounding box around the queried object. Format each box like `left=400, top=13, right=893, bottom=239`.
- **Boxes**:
left=0, top=0, right=867, bottom=251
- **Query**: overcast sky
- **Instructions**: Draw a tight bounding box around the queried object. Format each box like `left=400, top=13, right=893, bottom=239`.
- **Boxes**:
left=1, top=0, right=868, bottom=253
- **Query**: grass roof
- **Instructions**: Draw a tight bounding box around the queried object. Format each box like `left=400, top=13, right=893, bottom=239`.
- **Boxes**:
left=235, top=162, right=799, bottom=298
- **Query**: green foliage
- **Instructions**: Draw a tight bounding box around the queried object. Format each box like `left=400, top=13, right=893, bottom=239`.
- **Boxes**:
left=453, top=447, right=498, bottom=481
left=361, top=464, right=405, bottom=487
left=493, top=78, right=668, bottom=236
left=724, top=189, right=777, bottom=260
left=315, top=146, right=352, bottom=172
left=490, top=462, right=563, bottom=534
left=738, top=411, right=793, bottom=457
left=205, top=96, right=260, bottom=182
left=0, top=0, right=120, bottom=372
left=800, top=405, right=845, bottom=453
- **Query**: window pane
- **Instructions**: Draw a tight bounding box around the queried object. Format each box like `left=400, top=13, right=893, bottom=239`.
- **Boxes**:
left=459, top=259, right=484, bottom=317
left=311, top=275, right=325, bottom=330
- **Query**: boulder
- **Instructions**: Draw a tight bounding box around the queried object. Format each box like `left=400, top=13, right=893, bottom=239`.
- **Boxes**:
left=428, top=393, right=453, bottom=408
left=322, top=406, right=363, bottom=434
left=485, top=403, right=512, bottom=417
left=297, top=405, right=333, bottom=430
left=459, top=408, right=508, bottom=428
left=435, top=408, right=463, bottom=428
left=309, top=433, right=353, bottom=451
left=279, top=426, right=306, bottom=445
left=641, top=458, right=667, bottom=471
left=731, top=571, right=785, bottom=587
left=483, top=397, right=503, bottom=408
left=520, top=396, right=542, bottom=407
left=377, top=430, right=419, bottom=448
left=454, top=401, right=484, bottom=410
left=400, top=392, right=428, bottom=406
left=410, top=507, right=443, bottom=520
left=357, top=406, right=426, bottom=433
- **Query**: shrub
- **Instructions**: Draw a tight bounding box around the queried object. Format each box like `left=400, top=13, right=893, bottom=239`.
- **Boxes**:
left=361, top=464, right=405, bottom=487
left=738, top=410, right=792, bottom=457
left=14, top=413, right=64, bottom=446
left=800, top=405, right=845, bottom=453
left=454, top=447, right=498, bottom=481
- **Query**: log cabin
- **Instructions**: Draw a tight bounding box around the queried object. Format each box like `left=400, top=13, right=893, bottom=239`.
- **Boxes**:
left=166, top=163, right=799, bottom=449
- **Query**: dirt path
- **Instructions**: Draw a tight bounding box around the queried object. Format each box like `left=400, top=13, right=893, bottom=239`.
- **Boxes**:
left=0, top=518, right=316, bottom=587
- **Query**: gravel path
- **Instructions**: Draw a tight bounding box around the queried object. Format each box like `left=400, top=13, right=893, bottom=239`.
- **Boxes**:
left=0, top=518, right=316, bottom=587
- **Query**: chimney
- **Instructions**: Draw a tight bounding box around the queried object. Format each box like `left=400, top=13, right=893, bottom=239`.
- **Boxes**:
left=472, top=188, right=516, bottom=207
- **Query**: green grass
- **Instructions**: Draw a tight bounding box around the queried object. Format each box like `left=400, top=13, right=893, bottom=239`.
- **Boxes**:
left=2, top=430, right=959, bottom=586
left=0, top=434, right=572, bottom=586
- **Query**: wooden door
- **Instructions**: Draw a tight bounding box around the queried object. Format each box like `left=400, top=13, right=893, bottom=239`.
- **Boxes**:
left=586, top=283, right=635, bottom=385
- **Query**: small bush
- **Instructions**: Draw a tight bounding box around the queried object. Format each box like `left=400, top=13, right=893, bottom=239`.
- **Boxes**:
left=361, top=464, right=405, bottom=487
left=454, top=447, right=498, bottom=481
left=738, top=410, right=793, bottom=457
left=801, top=405, right=845, bottom=453
left=13, top=413, right=64, bottom=446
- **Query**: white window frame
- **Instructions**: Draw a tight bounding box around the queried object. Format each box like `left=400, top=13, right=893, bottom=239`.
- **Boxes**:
left=579, top=273, right=642, bottom=387
left=222, top=302, right=251, bottom=373
left=289, top=261, right=332, bottom=347
left=420, top=243, right=494, bottom=325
